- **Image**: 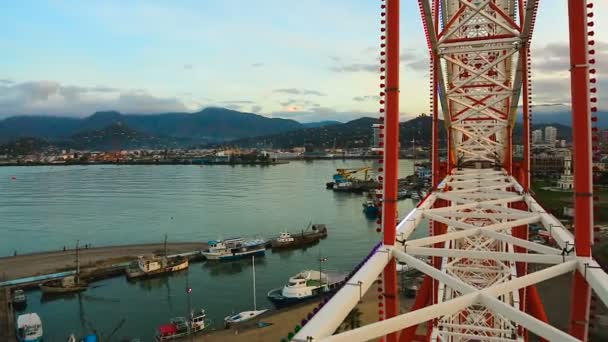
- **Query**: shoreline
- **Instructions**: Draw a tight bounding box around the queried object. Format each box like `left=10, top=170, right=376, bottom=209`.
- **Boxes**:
left=0, top=157, right=426, bottom=168
left=0, top=242, right=208, bottom=281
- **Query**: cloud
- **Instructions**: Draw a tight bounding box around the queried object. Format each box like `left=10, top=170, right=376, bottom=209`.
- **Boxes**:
left=331, top=49, right=428, bottom=74
left=183, top=64, right=194, bottom=70
left=221, top=100, right=255, bottom=104
left=526, top=41, right=608, bottom=110
left=330, top=63, right=377, bottom=73
left=251, top=62, right=264, bottom=67
left=273, top=108, right=367, bottom=122
left=0, top=79, right=14, bottom=85
left=224, top=104, right=242, bottom=111
left=273, top=88, right=326, bottom=96
left=353, top=95, right=380, bottom=102
left=251, top=105, right=262, bottom=113
left=0, top=80, right=189, bottom=116
left=279, top=98, right=320, bottom=109
left=533, top=41, right=608, bottom=74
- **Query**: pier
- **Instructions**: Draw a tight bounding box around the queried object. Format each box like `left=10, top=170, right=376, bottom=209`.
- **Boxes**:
left=0, top=242, right=208, bottom=283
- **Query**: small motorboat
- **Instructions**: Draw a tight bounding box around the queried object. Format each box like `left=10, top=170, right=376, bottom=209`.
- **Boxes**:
left=11, top=289, right=27, bottom=310
left=362, top=200, right=380, bottom=219
left=156, top=309, right=209, bottom=341
left=16, top=313, right=43, bottom=342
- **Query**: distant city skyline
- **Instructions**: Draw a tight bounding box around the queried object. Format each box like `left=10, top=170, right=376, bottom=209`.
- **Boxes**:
left=0, top=1, right=606, bottom=122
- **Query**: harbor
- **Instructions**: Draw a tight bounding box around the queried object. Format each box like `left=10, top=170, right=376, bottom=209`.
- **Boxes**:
left=0, top=161, right=602, bottom=340
left=0, top=159, right=427, bottom=340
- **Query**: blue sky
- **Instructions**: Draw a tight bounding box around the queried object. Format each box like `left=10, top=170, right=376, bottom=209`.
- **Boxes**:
left=0, top=1, right=606, bottom=122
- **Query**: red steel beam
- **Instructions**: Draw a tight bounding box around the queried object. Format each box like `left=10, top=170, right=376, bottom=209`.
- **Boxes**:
left=382, top=0, right=400, bottom=341
left=567, top=0, right=593, bottom=340
left=520, top=47, right=531, bottom=191
left=398, top=276, right=432, bottom=342
left=527, top=285, right=549, bottom=342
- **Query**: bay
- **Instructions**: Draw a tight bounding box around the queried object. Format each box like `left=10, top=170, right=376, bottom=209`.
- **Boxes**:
left=0, top=160, right=427, bottom=340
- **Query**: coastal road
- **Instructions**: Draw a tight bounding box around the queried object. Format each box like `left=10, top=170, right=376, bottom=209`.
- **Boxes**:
left=0, top=242, right=208, bottom=281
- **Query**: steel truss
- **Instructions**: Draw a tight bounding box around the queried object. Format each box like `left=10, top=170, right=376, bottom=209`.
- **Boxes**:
left=294, top=169, right=608, bottom=342
left=292, top=0, right=606, bottom=341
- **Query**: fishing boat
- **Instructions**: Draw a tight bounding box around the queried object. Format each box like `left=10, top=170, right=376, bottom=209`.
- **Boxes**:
left=201, top=237, right=266, bottom=261
left=16, top=313, right=43, bottom=342
left=126, top=255, right=189, bottom=280
left=40, top=275, right=88, bottom=294
left=270, top=224, right=328, bottom=250
left=11, top=289, right=27, bottom=310
left=40, top=241, right=88, bottom=294
left=224, top=256, right=268, bottom=326
left=155, top=309, right=209, bottom=341
left=267, top=270, right=346, bottom=307
left=362, top=200, right=380, bottom=219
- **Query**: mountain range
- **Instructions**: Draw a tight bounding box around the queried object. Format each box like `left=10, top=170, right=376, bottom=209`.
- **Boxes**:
left=229, top=115, right=447, bottom=149
left=0, top=107, right=580, bottom=153
left=0, top=107, right=306, bottom=144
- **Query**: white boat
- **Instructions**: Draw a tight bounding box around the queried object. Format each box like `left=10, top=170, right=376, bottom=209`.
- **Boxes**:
left=224, top=255, right=268, bottom=325
left=202, top=237, right=266, bottom=261
left=16, top=313, right=43, bottom=342
left=267, top=270, right=346, bottom=307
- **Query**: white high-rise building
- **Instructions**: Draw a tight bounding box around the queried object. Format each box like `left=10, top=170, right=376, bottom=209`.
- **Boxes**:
left=545, top=126, right=557, bottom=145
left=532, top=129, right=543, bottom=144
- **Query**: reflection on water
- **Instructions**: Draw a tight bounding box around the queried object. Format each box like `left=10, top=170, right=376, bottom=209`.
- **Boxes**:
left=203, top=257, right=267, bottom=277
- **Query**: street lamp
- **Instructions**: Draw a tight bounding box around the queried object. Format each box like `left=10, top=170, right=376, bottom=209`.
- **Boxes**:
left=318, top=257, right=328, bottom=284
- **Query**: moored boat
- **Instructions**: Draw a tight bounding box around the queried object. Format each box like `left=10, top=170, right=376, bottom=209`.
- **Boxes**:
left=16, top=313, right=43, bottom=342
left=270, top=224, right=328, bottom=250
left=155, top=309, right=209, bottom=341
left=40, top=275, right=88, bottom=294
left=224, top=256, right=268, bottom=326
left=126, top=255, right=189, bottom=280
left=267, top=270, right=346, bottom=307
left=201, top=237, right=266, bottom=261
left=11, top=289, right=27, bottom=310
left=362, top=200, right=380, bottom=219
left=41, top=241, right=88, bottom=294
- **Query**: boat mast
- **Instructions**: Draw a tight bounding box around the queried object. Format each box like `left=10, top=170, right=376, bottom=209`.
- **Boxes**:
left=76, top=240, right=80, bottom=282
left=252, top=255, right=257, bottom=311
left=164, top=233, right=168, bottom=257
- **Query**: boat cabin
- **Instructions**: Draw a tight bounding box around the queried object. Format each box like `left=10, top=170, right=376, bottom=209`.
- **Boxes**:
left=277, top=232, right=294, bottom=243
left=137, top=256, right=163, bottom=273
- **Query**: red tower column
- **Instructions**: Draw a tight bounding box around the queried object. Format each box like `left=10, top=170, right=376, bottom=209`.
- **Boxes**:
left=382, top=1, right=400, bottom=341
left=567, top=0, right=593, bottom=340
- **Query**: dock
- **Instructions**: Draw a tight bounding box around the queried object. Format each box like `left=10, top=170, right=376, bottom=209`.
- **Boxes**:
left=0, top=242, right=208, bottom=284
left=0, top=288, right=15, bottom=341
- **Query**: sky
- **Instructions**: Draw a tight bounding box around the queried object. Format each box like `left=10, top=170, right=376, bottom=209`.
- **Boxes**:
left=0, top=0, right=606, bottom=122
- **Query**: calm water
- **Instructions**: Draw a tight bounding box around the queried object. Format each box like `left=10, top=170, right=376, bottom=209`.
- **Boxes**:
left=0, top=161, right=426, bottom=341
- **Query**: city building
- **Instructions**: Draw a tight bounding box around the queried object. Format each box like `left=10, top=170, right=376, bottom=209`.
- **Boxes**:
left=557, top=150, right=574, bottom=190
left=532, top=129, right=543, bottom=144
left=545, top=126, right=557, bottom=145
left=531, top=147, right=571, bottom=177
